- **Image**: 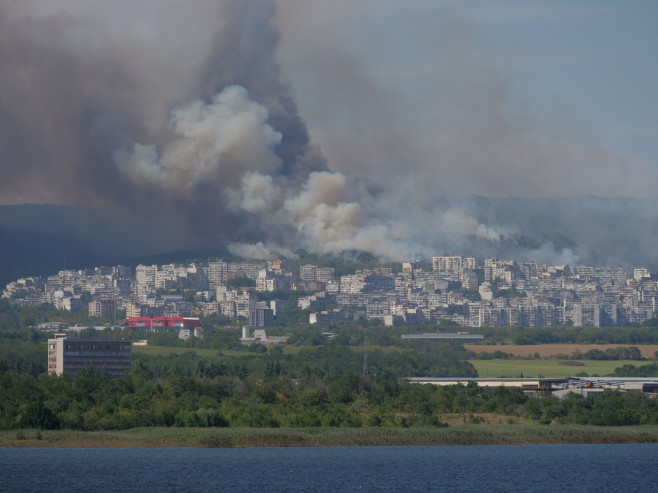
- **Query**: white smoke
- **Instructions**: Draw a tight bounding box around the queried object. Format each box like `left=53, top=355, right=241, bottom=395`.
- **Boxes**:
left=228, top=171, right=284, bottom=214
left=115, top=86, right=282, bottom=193
left=528, top=244, right=580, bottom=266
left=284, top=171, right=359, bottom=244
left=229, top=169, right=407, bottom=258
left=115, top=85, right=410, bottom=259
left=440, top=207, right=505, bottom=242
left=112, top=83, right=622, bottom=267
left=228, top=241, right=296, bottom=260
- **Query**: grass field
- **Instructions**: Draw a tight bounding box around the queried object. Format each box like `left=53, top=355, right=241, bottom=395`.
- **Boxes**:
left=132, top=346, right=253, bottom=358
left=3, top=425, right=658, bottom=447
left=464, top=344, right=658, bottom=359
left=132, top=344, right=401, bottom=358
left=132, top=344, right=650, bottom=378
left=470, top=359, right=638, bottom=378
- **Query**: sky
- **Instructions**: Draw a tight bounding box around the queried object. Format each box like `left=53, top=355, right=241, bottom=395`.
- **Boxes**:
left=275, top=0, right=658, bottom=197
left=1, top=0, right=657, bottom=267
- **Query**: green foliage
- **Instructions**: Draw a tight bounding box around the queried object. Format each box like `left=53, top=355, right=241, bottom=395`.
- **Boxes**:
left=3, top=305, right=658, bottom=431
left=227, top=277, right=256, bottom=288
left=580, top=347, right=644, bottom=361
left=496, top=289, right=527, bottom=299
left=477, top=326, right=658, bottom=345
left=286, top=250, right=385, bottom=278
left=613, top=363, right=658, bottom=377
left=248, top=343, right=268, bottom=354
left=17, top=402, right=60, bottom=430
left=199, top=314, right=235, bottom=330
left=461, top=289, right=481, bottom=301
left=3, top=365, right=658, bottom=431
left=473, top=350, right=513, bottom=360
left=182, top=290, right=197, bottom=302
left=0, top=299, right=119, bottom=329
left=519, top=389, right=658, bottom=426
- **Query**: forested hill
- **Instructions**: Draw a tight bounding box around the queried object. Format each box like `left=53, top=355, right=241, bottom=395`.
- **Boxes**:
left=0, top=205, right=108, bottom=286
left=0, top=226, right=102, bottom=288
left=0, top=204, right=229, bottom=288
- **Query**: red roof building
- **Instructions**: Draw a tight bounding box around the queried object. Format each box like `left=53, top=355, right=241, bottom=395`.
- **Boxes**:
left=125, top=316, right=200, bottom=330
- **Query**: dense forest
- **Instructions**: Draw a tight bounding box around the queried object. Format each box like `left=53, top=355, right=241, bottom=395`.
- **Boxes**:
left=3, top=367, right=658, bottom=431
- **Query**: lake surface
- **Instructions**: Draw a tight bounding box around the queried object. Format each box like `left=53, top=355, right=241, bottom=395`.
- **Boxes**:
left=2, top=444, right=657, bottom=492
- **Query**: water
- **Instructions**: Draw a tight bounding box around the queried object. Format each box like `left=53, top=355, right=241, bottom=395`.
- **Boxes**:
left=2, top=444, right=657, bottom=492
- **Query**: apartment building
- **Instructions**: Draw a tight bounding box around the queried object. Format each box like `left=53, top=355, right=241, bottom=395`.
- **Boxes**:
left=88, top=299, right=116, bottom=318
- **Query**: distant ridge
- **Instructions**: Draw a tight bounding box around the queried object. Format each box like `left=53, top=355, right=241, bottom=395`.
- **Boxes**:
left=2, top=195, right=657, bottom=290
left=0, top=222, right=233, bottom=288
left=0, top=225, right=102, bottom=288
left=0, top=204, right=229, bottom=288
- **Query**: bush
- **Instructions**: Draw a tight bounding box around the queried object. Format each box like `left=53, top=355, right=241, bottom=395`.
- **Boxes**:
left=558, top=361, right=585, bottom=366
left=18, top=402, right=60, bottom=430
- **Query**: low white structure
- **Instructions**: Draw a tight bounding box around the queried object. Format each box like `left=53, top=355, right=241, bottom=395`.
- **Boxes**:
left=401, top=332, right=484, bottom=342
left=239, top=326, right=288, bottom=345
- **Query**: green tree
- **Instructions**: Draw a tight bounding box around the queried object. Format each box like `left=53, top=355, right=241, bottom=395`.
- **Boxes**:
left=18, top=402, right=60, bottom=430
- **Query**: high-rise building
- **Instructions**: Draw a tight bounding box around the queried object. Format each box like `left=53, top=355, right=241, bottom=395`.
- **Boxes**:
left=433, top=256, right=462, bottom=272
left=135, top=264, right=157, bottom=287
left=299, top=265, right=317, bottom=281
left=316, top=267, right=335, bottom=283
left=88, top=299, right=116, bottom=318
left=249, top=302, right=274, bottom=327
left=267, top=259, right=288, bottom=274
left=208, top=261, right=228, bottom=288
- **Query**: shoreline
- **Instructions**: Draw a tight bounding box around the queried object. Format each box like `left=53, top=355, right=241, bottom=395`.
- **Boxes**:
left=3, top=425, right=658, bottom=448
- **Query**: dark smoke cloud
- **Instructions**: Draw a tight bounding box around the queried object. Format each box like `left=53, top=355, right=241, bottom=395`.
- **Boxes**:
left=198, top=0, right=326, bottom=181
left=0, top=1, right=328, bottom=253
left=1, top=1, right=657, bottom=269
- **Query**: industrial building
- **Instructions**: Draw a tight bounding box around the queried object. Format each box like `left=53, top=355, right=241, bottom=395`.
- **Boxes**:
left=47, top=333, right=132, bottom=378
left=409, top=376, right=658, bottom=397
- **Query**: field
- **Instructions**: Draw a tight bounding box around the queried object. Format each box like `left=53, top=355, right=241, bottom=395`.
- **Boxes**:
left=3, top=425, right=658, bottom=447
left=132, top=344, right=400, bottom=358
left=464, top=344, right=658, bottom=359
left=132, top=346, right=252, bottom=358
left=469, top=359, right=638, bottom=378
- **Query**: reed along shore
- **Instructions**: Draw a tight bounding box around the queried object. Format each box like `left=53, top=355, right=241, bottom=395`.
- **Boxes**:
left=3, top=425, right=658, bottom=448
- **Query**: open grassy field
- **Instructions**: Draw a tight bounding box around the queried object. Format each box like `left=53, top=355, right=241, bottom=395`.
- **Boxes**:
left=469, top=359, right=637, bottom=378
left=3, top=425, right=658, bottom=447
left=132, top=344, right=402, bottom=358
left=464, top=344, right=658, bottom=359
left=133, top=346, right=222, bottom=357
left=132, top=346, right=257, bottom=358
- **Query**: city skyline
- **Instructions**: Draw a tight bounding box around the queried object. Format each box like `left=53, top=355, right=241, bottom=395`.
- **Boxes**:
left=5, top=252, right=658, bottom=330
left=1, top=1, right=657, bottom=268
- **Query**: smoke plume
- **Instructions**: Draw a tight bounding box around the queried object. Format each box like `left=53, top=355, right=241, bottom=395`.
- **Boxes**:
left=1, top=1, right=657, bottom=269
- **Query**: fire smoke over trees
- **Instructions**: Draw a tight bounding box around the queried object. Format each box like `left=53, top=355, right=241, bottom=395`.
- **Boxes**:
left=1, top=1, right=657, bottom=269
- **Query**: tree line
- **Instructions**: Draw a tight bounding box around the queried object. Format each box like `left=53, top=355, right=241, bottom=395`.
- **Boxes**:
left=3, top=368, right=658, bottom=431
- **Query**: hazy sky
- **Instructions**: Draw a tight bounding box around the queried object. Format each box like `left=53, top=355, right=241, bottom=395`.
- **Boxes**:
left=1, top=1, right=657, bottom=266
left=275, top=0, right=658, bottom=197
